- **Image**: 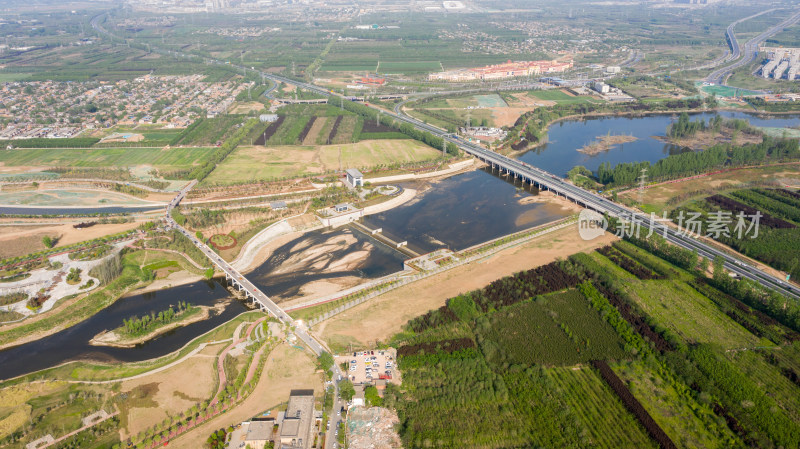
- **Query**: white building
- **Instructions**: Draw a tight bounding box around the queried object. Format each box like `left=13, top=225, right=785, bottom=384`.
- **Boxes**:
left=593, top=82, right=610, bottom=94
left=345, top=168, right=364, bottom=188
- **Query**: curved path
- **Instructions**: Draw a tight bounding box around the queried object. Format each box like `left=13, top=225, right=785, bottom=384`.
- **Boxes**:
left=212, top=316, right=268, bottom=402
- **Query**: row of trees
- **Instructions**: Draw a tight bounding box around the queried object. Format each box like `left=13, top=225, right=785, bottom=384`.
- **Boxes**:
left=187, top=118, right=260, bottom=181
left=595, top=136, right=800, bottom=186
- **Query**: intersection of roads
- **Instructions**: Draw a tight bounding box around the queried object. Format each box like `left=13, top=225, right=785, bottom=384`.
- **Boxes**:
left=93, top=11, right=800, bottom=447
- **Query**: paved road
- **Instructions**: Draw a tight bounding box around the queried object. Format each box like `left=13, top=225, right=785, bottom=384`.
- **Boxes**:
left=707, top=8, right=800, bottom=85
left=253, top=73, right=800, bottom=300
left=94, top=8, right=799, bottom=303
left=92, top=13, right=799, bottom=431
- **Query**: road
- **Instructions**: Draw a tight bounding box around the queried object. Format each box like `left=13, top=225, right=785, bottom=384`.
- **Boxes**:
left=706, top=8, right=800, bottom=85
left=163, top=179, right=347, bottom=447
left=240, top=72, right=799, bottom=300
left=93, top=9, right=798, bottom=301
left=92, top=11, right=798, bottom=433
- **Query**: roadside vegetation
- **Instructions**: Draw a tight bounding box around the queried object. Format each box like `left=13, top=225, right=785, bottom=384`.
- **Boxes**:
left=385, top=232, right=800, bottom=448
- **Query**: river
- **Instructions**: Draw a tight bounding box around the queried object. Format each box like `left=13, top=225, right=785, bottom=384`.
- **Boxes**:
left=2, top=110, right=798, bottom=379
left=518, top=110, right=800, bottom=176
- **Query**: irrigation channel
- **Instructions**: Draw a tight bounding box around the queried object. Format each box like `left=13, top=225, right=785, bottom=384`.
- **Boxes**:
left=1, top=111, right=798, bottom=380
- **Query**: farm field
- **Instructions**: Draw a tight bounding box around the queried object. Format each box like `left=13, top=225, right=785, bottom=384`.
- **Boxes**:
left=378, top=61, right=442, bottom=74
left=172, top=115, right=247, bottom=146
left=670, top=187, right=800, bottom=282
left=612, top=359, right=740, bottom=448
left=385, top=259, right=658, bottom=448
left=205, top=139, right=440, bottom=184
left=478, top=289, right=629, bottom=366
left=381, top=222, right=800, bottom=448
left=546, top=366, right=657, bottom=449
left=527, top=89, right=597, bottom=104
left=0, top=147, right=216, bottom=174
left=622, top=278, right=761, bottom=349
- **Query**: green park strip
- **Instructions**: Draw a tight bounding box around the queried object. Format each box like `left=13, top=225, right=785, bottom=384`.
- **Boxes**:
left=0, top=146, right=216, bottom=170
left=0, top=248, right=207, bottom=353
left=0, top=253, right=146, bottom=351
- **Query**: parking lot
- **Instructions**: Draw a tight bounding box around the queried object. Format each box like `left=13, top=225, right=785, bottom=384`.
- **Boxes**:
left=335, top=348, right=399, bottom=385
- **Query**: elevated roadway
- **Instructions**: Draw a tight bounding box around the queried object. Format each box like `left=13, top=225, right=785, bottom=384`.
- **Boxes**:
left=707, top=8, right=800, bottom=85
left=93, top=12, right=798, bottom=314
left=164, top=181, right=328, bottom=357
left=247, top=71, right=799, bottom=300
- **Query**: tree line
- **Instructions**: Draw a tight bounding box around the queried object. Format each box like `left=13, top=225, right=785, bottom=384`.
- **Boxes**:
left=121, top=301, right=194, bottom=336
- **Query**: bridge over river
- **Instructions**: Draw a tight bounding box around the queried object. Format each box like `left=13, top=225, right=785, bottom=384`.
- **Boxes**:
left=164, top=181, right=326, bottom=356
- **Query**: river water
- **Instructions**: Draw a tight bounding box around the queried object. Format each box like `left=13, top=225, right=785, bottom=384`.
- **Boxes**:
left=0, top=280, right=247, bottom=381
left=2, top=110, right=798, bottom=379
left=0, top=205, right=162, bottom=215
left=518, top=111, right=800, bottom=176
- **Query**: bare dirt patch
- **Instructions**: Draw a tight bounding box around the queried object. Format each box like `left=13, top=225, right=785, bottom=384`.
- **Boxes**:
left=167, top=343, right=321, bottom=449
left=316, top=225, right=617, bottom=348
left=0, top=221, right=140, bottom=259
left=302, top=117, right=329, bottom=145
left=491, top=107, right=532, bottom=128
left=229, top=102, right=265, bottom=114
left=120, top=344, right=220, bottom=439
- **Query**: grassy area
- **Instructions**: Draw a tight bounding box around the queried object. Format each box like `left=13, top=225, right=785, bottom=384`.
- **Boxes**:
left=0, top=73, right=31, bottom=82
left=726, top=349, right=800, bottom=424
left=0, top=147, right=216, bottom=173
left=626, top=163, right=800, bottom=212
left=205, top=139, right=440, bottom=184
left=378, top=61, right=442, bottom=74
left=624, top=278, right=762, bottom=349
left=528, top=90, right=596, bottom=104
left=613, top=359, right=740, bottom=448
left=0, top=381, right=117, bottom=447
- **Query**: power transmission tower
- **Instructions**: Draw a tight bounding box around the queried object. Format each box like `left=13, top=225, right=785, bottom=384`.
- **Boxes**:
left=637, top=167, right=648, bottom=205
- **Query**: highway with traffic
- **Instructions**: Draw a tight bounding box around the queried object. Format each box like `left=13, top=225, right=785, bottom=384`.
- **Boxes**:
left=92, top=9, right=799, bottom=303
left=240, top=70, right=800, bottom=301
left=707, top=8, right=800, bottom=85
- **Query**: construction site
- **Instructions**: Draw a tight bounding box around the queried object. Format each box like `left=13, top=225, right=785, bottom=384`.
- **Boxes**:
left=759, top=47, right=800, bottom=80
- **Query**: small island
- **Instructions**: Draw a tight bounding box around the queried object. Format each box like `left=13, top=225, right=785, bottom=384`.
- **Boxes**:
left=90, top=301, right=223, bottom=348
left=654, top=112, right=763, bottom=150
left=578, top=133, right=637, bottom=155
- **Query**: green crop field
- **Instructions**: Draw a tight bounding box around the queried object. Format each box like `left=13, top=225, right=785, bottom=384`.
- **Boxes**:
left=0, top=147, right=216, bottom=171
left=479, top=289, right=629, bottom=366
left=0, top=73, right=31, bottom=82
left=173, top=115, right=247, bottom=146
left=624, top=279, right=761, bottom=349
left=613, top=359, right=741, bottom=448
left=726, top=350, right=800, bottom=423
left=378, top=61, right=442, bottom=74
left=547, top=366, right=656, bottom=449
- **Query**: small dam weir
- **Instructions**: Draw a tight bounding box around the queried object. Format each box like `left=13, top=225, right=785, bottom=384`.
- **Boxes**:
left=350, top=221, right=421, bottom=258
